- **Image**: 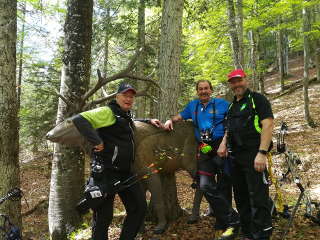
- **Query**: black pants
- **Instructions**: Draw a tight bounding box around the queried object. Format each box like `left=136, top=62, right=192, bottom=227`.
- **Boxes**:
left=231, top=149, right=272, bottom=240
left=198, top=139, right=239, bottom=230
left=92, top=171, right=147, bottom=240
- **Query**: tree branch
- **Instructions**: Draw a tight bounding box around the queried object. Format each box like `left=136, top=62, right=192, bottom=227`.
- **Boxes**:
left=125, top=73, right=161, bottom=90
left=83, top=92, right=117, bottom=110
left=83, top=88, right=158, bottom=110
left=82, top=48, right=143, bottom=102
left=55, top=89, right=73, bottom=107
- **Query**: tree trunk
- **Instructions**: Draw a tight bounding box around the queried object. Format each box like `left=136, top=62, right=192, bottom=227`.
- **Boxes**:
left=249, top=30, right=258, bottom=91
left=159, top=0, right=183, bottom=123
left=235, top=0, right=244, bottom=67
left=302, top=1, right=315, bottom=127
left=314, top=5, right=320, bottom=81
left=48, top=1, right=93, bottom=239
left=255, top=30, right=266, bottom=95
left=17, top=0, right=26, bottom=109
left=136, top=0, right=147, bottom=118
left=283, top=33, right=289, bottom=76
left=103, top=7, right=110, bottom=75
left=226, top=0, right=242, bottom=69
left=315, top=39, right=320, bottom=81
left=259, top=74, right=265, bottom=95
left=277, top=17, right=285, bottom=91
left=0, top=0, right=22, bottom=237
left=157, top=0, right=184, bottom=222
left=102, top=6, right=111, bottom=97
left=317, top=5, right=320, bottom=81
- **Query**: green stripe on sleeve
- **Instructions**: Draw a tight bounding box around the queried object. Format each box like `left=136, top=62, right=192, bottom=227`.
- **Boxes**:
left=80, top=106, right=116, bottom=129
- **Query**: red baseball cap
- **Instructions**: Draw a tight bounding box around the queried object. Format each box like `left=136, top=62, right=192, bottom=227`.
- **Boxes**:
left=227, top=69, right=246, bottom=81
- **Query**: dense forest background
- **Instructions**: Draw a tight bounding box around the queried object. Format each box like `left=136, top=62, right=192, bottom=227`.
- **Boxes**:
left=0, top=0, right=320, bottom=239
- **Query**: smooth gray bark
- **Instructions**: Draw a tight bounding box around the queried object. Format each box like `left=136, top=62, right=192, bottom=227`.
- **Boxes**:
left=48, top=1, right=93, bottom=239
left=302, top=2, right=315, bottom=127
left=136, top=0, right=147, bottom=118
left=226, top=0, right=242, bottom=69
left=277, top=17, right=285, bottom=91
left=235, top=0, right=244, bottom=67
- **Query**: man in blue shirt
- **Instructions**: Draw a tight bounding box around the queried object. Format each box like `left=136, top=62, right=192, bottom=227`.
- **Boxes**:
left=164, top=80, right=239, bottom=240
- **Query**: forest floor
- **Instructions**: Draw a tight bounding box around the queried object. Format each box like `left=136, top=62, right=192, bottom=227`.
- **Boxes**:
left=20, top=55, right=320, bottom=239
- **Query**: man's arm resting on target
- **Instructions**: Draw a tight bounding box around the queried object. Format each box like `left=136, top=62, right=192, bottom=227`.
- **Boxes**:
left=135, top=118, right=163, bottom=128
left=164, top=114, right=183, bottom=130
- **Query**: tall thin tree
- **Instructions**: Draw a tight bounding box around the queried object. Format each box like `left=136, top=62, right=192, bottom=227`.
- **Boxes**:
left=226, top=0, right=242, bottom=69
left=277, top=17, right=285, bottom=91
left=17, top=0, right=26, bottom=108
left=48, top=1, right=93, bottom=239
left=136, top=0, right=147, bottom=118
left=235, top=0, right=244, bottom=67
left=302, top=0, right=315, bottom=127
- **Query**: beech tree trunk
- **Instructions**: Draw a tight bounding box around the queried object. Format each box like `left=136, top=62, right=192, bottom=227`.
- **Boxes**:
left=302, top=1, right=315, bottom=127
left=226, top=0, right=242, bottom=69
left=315, top=40, right=320, bottom=81
left=235, top=0, right=244, bottom=67
left=48, top=1, right=93, bottom=239
left=0, top=0, right=22, bottom=238
left=277, top=17, right=285, bottom=91
left=101, top=6, right=111, bottom=97
left=284, top=34, right=289, bottom=76
left=103, top=7, right=110, bottom=75
left=249, top=30, right=258, bottom=91
left=136, top=0, right=147, bottom=118
left=157, top=0, right=184, bottom=222
left=314, top=6, right=320, bottom=81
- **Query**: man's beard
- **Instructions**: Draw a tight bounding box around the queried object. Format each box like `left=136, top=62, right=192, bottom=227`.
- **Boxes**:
left=233, top=86, right=246, bottom=96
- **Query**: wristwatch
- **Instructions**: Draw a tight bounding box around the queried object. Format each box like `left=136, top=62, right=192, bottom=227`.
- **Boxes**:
left=258, top=149, right=268, bottom=155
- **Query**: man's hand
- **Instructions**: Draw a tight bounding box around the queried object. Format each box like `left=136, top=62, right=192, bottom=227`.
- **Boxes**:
left=94, top=143, right=104, bottom=152
left=217, top=142, right=227, bottom=157
left=164, top=119, right=174, bottom=131
left=150, top=119, right=164, bottom=128
left=254, top=153, right=267, bottom=172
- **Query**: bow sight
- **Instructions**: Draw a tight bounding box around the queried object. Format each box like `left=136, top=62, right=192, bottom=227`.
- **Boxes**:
left=276, top=122, right=288, bottom=154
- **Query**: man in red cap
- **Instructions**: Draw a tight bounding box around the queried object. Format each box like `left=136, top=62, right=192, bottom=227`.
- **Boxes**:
left=218, top=69, right=274, bottom=240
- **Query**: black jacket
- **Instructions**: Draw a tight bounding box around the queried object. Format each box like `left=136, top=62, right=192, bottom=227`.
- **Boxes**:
left=73, top=100, right=135, bottom=172
left=226, top=89, right=273, bottom=151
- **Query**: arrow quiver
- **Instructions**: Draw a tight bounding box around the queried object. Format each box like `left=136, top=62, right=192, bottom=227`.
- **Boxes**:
left=267, top=153, right=285, bottom=214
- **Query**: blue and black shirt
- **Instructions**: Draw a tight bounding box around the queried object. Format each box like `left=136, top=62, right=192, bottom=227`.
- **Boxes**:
left=180, top=98, right=230, bottom=142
